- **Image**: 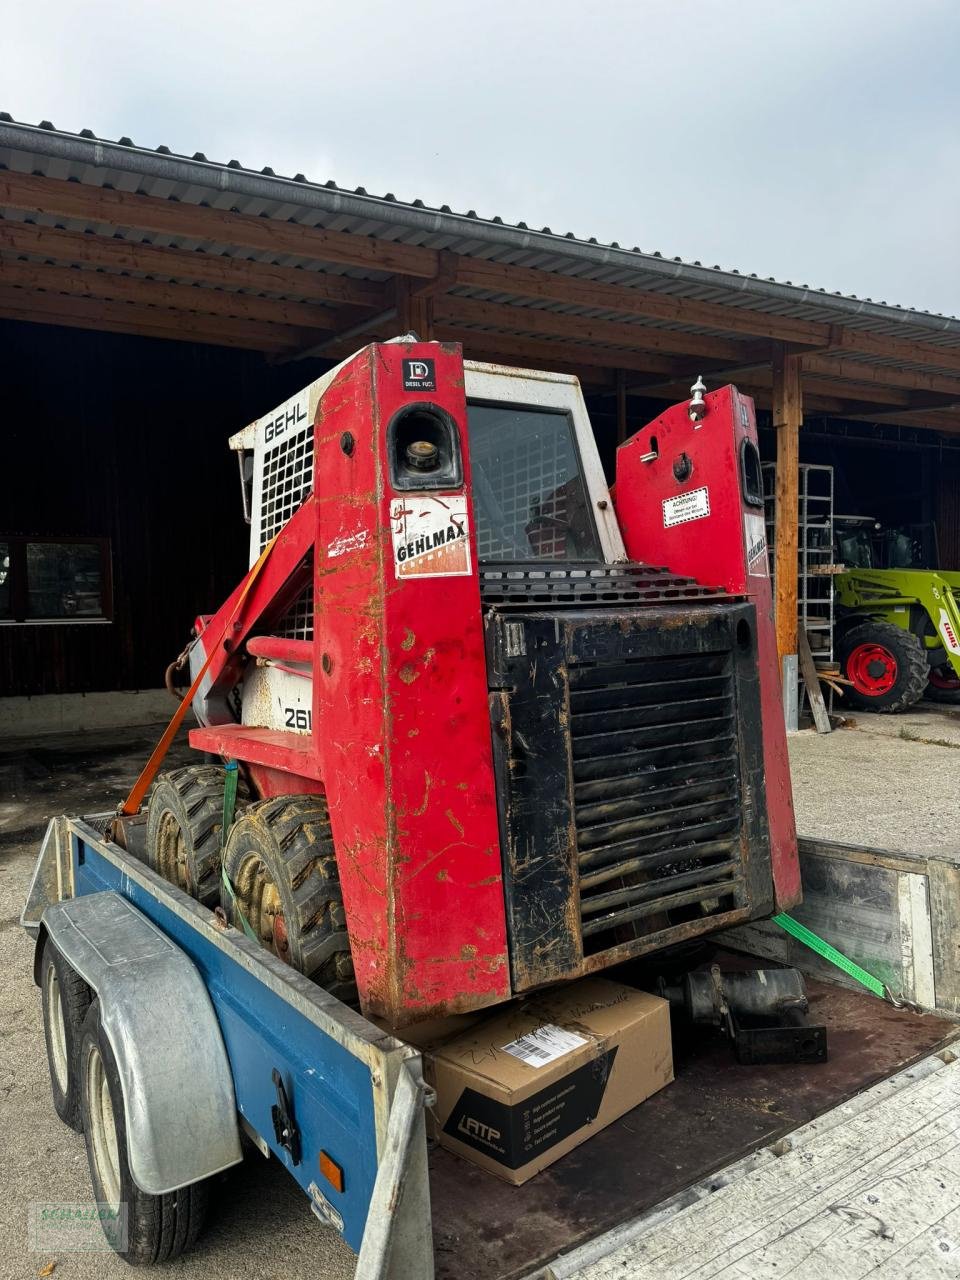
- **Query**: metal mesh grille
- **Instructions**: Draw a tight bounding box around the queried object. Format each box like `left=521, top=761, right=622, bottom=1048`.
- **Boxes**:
left=259, top=426, right=314, bottom=639
left=259, top=431, right=314, bottom=551
left=480, top=562, right=725, bottom=609
left=474, top=430, right=568, bottom=559
left=569, top=650, right=746, bottom=955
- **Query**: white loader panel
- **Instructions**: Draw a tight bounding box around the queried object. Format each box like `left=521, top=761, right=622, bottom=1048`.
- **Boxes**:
left=241, top=663, right=313, bottom=735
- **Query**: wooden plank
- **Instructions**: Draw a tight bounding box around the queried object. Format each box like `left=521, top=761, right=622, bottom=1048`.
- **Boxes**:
left=928, top=860, right=960, bottom=1016
left=0, top=286, right=296, bottom=351
left=0, top=257, right=337, bottom=329
left=798, top=627, right=832, bottom=733
left=0, top=171, right=438, bottom=278
left=772, top=343, right=802, bottom=661
left=435, top=295, right=765, bottom=362
left=576, top=1060, right=960, bottom=1280
left=0, top=220, right=388, bottom=307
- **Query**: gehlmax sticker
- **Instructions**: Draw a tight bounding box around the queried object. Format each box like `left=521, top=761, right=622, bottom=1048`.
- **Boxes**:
left=402, top=357, right=436, bottom=392
left=390, top=495, right=472, bottom=578
left=743, top=512, right=768, bottom=577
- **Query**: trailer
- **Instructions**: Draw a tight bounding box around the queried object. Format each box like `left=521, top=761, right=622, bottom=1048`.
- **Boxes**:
left=21, top=809, right=958, bottom=1278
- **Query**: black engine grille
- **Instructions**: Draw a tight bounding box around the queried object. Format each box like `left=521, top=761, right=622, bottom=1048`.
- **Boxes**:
left=569, top=650, right=746, bottom=955
left=480, top=562, right=724, bottom=610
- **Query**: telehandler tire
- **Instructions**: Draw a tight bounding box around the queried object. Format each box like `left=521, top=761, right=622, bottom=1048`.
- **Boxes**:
left=78, top=1000, right=210, bottom=1264
left=40, top=938, right=92, bottom=1131
left=146, top=765, right=248, bottom=907
left=924, top=663, right=960, bottom=705
left=221, top=795, right=357, bottom=1004
left=838, top=620, right=928, bottom=713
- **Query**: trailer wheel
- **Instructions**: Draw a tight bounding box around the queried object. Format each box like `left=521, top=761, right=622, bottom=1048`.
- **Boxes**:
left=838, top=621, right=928, bottom=713
left=146, top=765, right=248, bottom=907
left=221, top=796, right=357, bottom=1003
left=924, top=663, right=960, bottom=704
left=78, top=1000, right=209, bottom=1264
left=40, top=939, right=91, bottom=1131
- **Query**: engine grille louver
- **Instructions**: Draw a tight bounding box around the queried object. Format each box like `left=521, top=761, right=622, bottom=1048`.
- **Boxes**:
left=568, top=650, right=746, bottom=954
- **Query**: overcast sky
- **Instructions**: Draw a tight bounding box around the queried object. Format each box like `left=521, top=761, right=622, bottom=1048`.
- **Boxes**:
left=5, top=1, right=959, bottom=316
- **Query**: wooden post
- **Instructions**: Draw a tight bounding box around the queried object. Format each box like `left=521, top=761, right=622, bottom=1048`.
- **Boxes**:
left=772, top=342, right=802, bottom=663
left=394, top=276, right=435, bottom=340
left=616, top=369, right=628, bottom=444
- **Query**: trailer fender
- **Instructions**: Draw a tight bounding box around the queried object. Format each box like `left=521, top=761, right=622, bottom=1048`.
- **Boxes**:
left=40, top=890, right=243, bottom=1195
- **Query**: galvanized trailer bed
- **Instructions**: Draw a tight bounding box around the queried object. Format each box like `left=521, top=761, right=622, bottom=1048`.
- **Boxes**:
left=23, top=816, right=958, bottom=1280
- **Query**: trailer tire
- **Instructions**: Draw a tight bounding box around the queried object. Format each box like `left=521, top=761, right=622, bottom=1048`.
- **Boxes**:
left=146, top=765, right=248, bottom=907
left=40, top=938, right=92, bottom=1132
left=221, top=795, right=357, bottom=1003
left=78, top=1000, right=209, bottom=1265
left=838, top=621, right=929, bottom=713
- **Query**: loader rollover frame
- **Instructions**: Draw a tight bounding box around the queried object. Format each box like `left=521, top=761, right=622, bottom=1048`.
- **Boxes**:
left=24, top=814, right=433, bottom=1279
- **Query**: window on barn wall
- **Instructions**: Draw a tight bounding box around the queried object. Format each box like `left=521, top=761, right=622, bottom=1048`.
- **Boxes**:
left=0, top=536, right=112, bottom=624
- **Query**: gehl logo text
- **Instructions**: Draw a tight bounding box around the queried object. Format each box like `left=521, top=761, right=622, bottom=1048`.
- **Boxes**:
left=264, top=401, right=307, bottom=443
left=458, top=1115, right=501, bottom=1146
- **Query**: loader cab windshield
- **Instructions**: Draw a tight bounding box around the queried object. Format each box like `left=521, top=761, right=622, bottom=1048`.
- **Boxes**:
left=467, top=402, right=602, bottom=562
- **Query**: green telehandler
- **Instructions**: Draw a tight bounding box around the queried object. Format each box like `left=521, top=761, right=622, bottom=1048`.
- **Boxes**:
left=834, top=519, right=960, bottom=712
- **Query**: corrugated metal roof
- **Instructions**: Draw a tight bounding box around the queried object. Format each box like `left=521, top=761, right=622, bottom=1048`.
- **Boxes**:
left=2, top=111, right=959, bottom=367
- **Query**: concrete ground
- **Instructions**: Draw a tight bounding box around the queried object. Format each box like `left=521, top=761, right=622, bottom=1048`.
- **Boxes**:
left=788, top=702, right=960, bottom=856
left=0, top=725, right=356, bottom=1280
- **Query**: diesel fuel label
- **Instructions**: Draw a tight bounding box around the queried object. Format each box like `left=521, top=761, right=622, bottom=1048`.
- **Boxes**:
left=390, top=495, right=472, bottom=579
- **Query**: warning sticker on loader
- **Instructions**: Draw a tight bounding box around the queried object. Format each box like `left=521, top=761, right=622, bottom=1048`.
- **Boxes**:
left=663, top=486, right=710, bottom=528
left=390, top=496, right=472, bottom=579
left=744, top=512, right=768, bottom=577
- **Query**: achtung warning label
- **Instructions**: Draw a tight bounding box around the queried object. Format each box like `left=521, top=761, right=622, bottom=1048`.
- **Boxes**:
left=663, top=486, right=710, bottom=528
left=390, top=496, right=472, bottom=579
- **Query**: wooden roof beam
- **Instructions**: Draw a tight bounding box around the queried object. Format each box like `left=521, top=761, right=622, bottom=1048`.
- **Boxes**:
left=0, top=257, right=338, bottom=330
left=7, top=173, right=960, bottom=374
left=434, top=296, right=769, bottom=364
left=0, top=284, right=300, bottom=352
left=0, top=219, right=389, bottom=308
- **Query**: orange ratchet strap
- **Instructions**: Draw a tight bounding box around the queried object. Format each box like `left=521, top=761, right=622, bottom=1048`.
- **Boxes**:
left=118, top=535, right=277, bottom=817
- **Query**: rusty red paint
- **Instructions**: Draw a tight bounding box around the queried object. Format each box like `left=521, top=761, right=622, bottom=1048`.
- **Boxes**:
left=615, top=386, right=801, bottom=910
left=310, top=342, right=510, bottom=1025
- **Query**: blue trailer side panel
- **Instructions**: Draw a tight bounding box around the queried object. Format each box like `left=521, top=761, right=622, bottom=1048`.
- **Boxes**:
left=73, top=834, right=380, bottom=1252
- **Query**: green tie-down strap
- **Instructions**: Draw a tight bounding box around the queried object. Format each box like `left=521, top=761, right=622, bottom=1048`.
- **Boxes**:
left=220, top=762, right=258, bottom=943
left=772, top=912, right=887, bottom=1000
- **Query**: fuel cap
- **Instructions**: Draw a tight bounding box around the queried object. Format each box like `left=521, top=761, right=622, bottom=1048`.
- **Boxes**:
left=406, top=440, right=440, bottom=470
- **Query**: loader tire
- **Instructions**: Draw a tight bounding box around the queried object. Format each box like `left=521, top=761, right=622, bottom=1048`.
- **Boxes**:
left=838, top=621, right=928, bottom=713
left=78, top=1000, right=209, bottom=1264
left=924, top=663, right=960, bottom=704
left=221, top=795, right=357, bottom=1004
left=146, top=765, right=248, bottom=907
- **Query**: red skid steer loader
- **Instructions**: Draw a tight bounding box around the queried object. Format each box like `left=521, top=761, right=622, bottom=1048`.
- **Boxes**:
left=136, top=338, right=799, bottom=1027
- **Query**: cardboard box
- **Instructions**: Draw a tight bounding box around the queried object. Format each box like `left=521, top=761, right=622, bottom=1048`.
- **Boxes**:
left=425, top=977, right=673, bottom=1184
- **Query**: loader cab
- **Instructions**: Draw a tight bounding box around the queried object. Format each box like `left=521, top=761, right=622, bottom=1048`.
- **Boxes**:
left=463, top=362, right=626, bottom=565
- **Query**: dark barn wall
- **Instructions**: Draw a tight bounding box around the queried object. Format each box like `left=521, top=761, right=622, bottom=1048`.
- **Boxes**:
left=0, top=320, right=326, bottom=698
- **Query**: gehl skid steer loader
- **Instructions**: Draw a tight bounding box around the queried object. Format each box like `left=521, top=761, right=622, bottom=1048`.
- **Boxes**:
left=132, top=337, right=800, bottom=1027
